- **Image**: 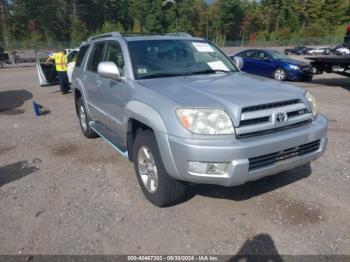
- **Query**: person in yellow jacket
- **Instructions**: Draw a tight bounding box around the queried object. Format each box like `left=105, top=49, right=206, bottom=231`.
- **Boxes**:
left=46, top=50, right=70, bottom=94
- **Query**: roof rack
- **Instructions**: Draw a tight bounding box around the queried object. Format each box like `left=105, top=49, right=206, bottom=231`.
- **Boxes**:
left=121, top=32, right=192, bottom=37
left=87, top=31, right=193, bottom=41
left=88, top=32, right=122, bottom=41
left=165, top=32, right=192, bottom=37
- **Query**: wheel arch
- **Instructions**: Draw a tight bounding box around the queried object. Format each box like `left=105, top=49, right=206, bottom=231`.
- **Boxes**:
left=125, top=101, right=180, bottom=179
left=272, top=66, right=289, bottom=81
left=74, top=88, right=82, bottom=115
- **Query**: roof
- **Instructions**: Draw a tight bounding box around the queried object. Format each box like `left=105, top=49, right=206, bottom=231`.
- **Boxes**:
left=87, top=31, right=203, bottom=42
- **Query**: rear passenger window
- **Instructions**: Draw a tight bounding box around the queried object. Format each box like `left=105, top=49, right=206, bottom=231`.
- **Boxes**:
left=104, top=41, right=125, bottom=75
left=87, top=42, right=105, bottom=72
left=75, top=45, right=89, bottom=67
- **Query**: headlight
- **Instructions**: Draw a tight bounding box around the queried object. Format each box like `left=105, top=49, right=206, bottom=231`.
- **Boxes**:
left=305, top=91, right=319, bottom=117
left=289, top=65, right=300, bottom=70
left=176, top=108, right=235, bottom=135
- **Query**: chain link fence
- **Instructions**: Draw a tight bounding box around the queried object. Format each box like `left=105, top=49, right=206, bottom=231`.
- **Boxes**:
left=1, top=35, right=345, bottom=51
left=0, top=40, right=82, bottom=51
left=0, top=35, right=346, bottom=67
left=219, top=35, right=344, bottom=47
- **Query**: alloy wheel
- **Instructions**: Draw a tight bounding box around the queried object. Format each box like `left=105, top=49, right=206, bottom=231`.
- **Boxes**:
left=80, top=105, right=88, bottom=131
left=274, top=69, right=285, bottom=81
left=138, top=146, right=158, bottom=193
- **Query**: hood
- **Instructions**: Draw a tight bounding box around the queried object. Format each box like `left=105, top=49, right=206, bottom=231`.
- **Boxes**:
left=138, top=72, right=305, bottom=126
left=279, top=59, right=309, bottom=66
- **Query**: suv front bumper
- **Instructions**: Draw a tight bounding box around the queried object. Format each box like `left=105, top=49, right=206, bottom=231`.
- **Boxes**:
left=164, top=114, right=327, bottom=186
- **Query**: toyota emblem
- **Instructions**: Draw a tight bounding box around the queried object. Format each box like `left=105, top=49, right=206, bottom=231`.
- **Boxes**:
left=275, top=112, right=287, bottom=123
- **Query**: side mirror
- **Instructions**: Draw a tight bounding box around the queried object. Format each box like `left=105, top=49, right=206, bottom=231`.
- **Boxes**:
left=233, top=56, right=244, bottom=70
left=97, top=61, right=121, bottom=80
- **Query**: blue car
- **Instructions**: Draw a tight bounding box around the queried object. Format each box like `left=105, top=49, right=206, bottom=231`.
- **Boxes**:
left=231, top=49, right=313, bottom=82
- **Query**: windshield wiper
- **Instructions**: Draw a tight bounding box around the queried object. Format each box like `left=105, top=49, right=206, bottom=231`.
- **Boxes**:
left=138, top=72, right=189, bottom=80
left=191, top=69, right=232, bottom=75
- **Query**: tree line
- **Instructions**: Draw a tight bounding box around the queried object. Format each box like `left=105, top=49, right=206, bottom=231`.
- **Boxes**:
left=1, top=0, right=350, bottom=49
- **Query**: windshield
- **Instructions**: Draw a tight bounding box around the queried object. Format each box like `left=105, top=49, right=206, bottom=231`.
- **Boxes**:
left=127, top=39, right=237, bottom=79
left=269, top=50, right=289, bottom=60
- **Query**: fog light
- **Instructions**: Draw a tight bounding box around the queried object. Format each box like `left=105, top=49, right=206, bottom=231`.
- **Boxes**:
left=188, top=162, right=229, bottom=175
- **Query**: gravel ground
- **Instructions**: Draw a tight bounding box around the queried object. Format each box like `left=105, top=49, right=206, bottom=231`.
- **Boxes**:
left=0, top=64, right=349, bottom=256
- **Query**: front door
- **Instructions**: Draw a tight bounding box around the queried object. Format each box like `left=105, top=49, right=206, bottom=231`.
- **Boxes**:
left=35, top=51, right=58, bottom=86
left=97, top=41, right=127, bottom=142
left=255, top=51, right=275, bottom=77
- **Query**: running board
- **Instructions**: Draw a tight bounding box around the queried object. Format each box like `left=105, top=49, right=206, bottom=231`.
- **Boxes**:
left=89, top=121, right=128, bottom=158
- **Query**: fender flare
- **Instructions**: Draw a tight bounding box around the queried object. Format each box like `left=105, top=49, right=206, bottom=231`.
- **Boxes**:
left=125, top=100, right=167, bottom=133
left=125, top=101, right=181, bottom=179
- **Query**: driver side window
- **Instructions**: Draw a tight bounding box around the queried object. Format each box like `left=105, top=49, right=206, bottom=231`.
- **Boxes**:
left=87, top=42, right=105, bottom=73
left=104, top=41, right=125, bottom=76
left=243, top=50, right=256, bottom=58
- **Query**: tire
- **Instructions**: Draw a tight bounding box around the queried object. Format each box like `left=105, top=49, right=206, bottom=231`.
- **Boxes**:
left=273, top=68, right=287, bottom=81
left=133, top=130, right=187, bottom=207
left=76, top=97, right=99, bottom=138
left=303, top=76, right=313, bottom=82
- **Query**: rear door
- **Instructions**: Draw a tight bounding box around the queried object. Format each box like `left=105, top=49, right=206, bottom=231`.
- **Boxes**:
left=240, top=50, right=257, bottom=74
left=35, top=51, right=58, bottom=86
left=96, top=40, right=128, bottom=141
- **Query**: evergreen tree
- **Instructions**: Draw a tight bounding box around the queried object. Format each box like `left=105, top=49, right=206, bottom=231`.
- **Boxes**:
left=2, top=0, right=350, bottom=48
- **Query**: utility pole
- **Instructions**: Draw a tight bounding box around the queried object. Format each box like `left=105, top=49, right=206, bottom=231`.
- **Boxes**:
left=73, top=0, right=77, bottom=17
left=206, top=19, right=209, bottom=40
left=0, top=0, right=8, bottom=48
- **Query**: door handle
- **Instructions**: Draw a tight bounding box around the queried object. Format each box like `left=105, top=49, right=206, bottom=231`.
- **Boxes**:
left=83, top=74, right=87, bottom=80
left=97, top=80, right=102, bottom=87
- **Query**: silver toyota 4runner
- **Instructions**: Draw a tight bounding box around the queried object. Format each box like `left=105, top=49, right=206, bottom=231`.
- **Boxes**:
left=72, top=32, right=328, bottom=206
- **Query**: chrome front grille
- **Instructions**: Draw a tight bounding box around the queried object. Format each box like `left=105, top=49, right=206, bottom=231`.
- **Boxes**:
left=236, top=99, right=312, bottom=138
left=241, top=99, right=300, bottom=113
left=249, top=140, right=321, bottom=170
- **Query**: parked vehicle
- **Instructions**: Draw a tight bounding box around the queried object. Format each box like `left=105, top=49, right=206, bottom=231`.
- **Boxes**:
left=335, top=47, right=350, bottom=55
left=307, top=26, right=350, bottom=77
left=306, top=48, right=329, bottom=56
left=329, top=45, right=343, bottom=55
left=284, top=46, right=309, bottom=55
left=231, top=49, right=313, bottom=82
left=67, top=49, right=79, bottom=83
left=36, top=49, right=79, bottom=85
left=0, top=53, right=10, bottom=68
left=70, top=32, right=327, bottom=206
left=0, top=46, right=11, bottom=68
left=323, top=48, right=331, bottom=55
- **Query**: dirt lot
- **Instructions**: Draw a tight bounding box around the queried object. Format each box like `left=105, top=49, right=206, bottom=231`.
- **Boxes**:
left=0, top=65, right=350, bottom=256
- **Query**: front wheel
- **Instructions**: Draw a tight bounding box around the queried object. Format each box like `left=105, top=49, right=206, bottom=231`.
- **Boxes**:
left=303, top=76, right=313, bottom=82
left=273, top=68, right=287, bottom=81
left=133, top=130, right=187, bottom=207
